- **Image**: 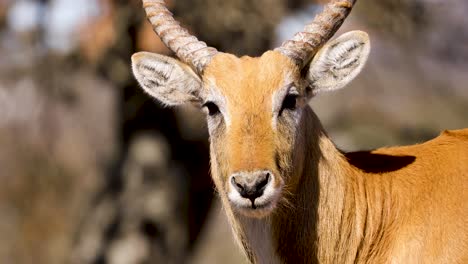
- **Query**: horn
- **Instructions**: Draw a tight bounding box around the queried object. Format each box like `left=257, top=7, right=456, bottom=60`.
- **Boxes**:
left=275, top=0, right=357, bottom=67
left=142, top=0, right=218, bottom=74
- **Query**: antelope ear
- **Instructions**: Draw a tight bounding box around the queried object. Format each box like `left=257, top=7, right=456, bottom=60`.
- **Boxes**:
left=131, top=52, right=202, bottom=106
left=307, top=31, right=370, bottom=95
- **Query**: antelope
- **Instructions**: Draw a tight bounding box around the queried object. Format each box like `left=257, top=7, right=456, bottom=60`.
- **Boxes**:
left=131, top=0, right=468, bottom=263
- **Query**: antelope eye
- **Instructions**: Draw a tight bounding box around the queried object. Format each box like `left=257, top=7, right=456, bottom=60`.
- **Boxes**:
left=280, top=94, right=298, bottom=113
left=202, top=101, right=220, bottom=116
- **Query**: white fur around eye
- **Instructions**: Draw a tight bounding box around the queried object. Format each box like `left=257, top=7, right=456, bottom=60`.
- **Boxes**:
left=203, top=79, right=231, bottom=130
left=307, top=30, right=370, bottom=94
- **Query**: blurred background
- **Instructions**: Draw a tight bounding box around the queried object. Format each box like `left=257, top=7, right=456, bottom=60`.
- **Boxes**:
left=0, top=0, right=467, bottom=263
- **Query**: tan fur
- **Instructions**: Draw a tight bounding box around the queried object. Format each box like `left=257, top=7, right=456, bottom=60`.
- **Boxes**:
left=201, top=51, right=468, bottom=263
left=132, top=33, right=467, bottom=263
left=203, top=52, right=300, bottom=196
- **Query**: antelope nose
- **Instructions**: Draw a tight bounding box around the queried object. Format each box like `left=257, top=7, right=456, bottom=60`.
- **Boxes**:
left=230, top=171, right=272, bottom=201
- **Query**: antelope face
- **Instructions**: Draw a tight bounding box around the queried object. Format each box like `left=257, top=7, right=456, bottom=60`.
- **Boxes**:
left=201, top=51, right=303, bottom=217
left=131, top=0, right=368, bottom=218
left=132, top=31, right=370, bottom=218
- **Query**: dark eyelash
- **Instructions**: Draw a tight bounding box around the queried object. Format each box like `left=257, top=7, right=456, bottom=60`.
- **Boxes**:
left=280, top=94, right=298, bottom=115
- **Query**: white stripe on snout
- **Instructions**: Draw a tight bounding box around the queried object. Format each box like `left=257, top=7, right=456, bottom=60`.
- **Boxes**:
left=227, top=171, right=282, bottom=209
left=227, top=171, right=283, bottom=263
left=228, top=187, right=252, bottom=208
left=254, top=180, right=276, bottom=205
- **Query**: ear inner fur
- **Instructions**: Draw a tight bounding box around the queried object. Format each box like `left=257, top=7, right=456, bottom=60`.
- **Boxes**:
left=307, top=31, right=370, bottom=94
left=131, top=52, right=203, bottom=106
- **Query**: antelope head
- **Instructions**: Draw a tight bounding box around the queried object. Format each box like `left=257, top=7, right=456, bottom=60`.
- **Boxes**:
left=132, top=0, right=370, bottom=218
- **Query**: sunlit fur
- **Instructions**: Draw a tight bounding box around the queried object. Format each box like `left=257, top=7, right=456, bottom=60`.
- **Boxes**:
left=201, top=51, right=468, bottom=263
left=132, top=39, right=468, bottom=263
left=203, top=52, right=302, bottom=217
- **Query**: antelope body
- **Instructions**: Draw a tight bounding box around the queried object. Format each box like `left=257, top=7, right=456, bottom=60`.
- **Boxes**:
left=131, top=0, right=468, bottom=263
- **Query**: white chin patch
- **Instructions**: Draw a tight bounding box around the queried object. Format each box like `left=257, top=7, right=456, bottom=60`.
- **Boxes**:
left=227, top=182, right=282, bottom=218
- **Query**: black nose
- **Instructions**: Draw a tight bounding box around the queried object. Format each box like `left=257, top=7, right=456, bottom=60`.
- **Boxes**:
left=231, top=171, right=271, bottom=201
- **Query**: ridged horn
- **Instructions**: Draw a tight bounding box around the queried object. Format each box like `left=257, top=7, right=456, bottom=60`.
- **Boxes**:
left=142, top=0, right=218, bottom=74
left=275, top=0, right=357, bottom=68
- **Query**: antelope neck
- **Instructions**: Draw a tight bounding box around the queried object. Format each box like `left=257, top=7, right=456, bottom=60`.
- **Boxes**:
left=232, top=107, right=396, bottom=263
